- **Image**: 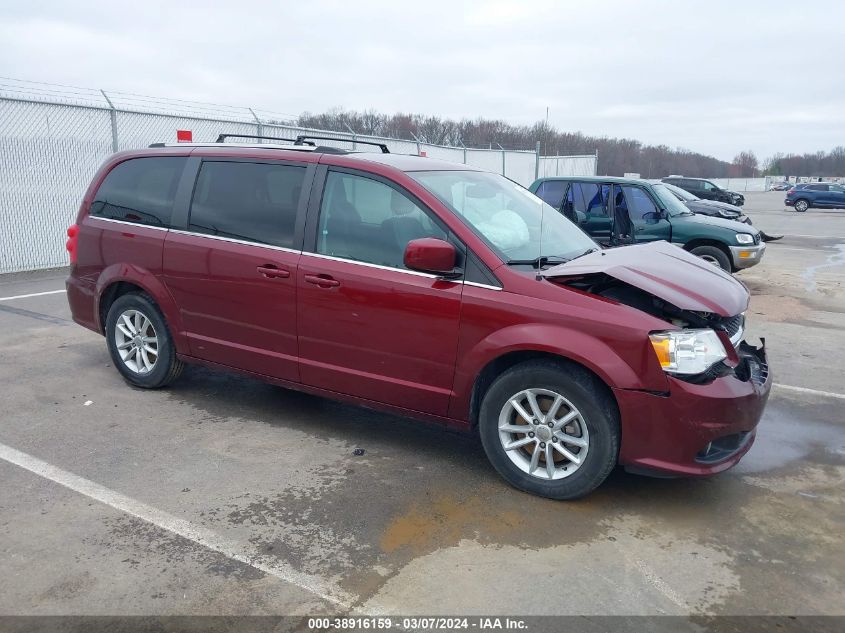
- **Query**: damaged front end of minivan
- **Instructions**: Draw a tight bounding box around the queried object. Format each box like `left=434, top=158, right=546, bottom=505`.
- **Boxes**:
left=543, top=241, right=771, bottom=476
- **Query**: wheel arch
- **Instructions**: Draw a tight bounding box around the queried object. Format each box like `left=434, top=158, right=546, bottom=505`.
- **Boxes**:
left=683, top=238, right=731, bottom=258
left=95, top=265, right=188, bottom=353
left=467, top=350, right=623, bottom=432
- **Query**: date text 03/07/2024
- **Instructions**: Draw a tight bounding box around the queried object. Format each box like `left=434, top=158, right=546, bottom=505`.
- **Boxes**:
left=306, top=617, right=528, bottom=630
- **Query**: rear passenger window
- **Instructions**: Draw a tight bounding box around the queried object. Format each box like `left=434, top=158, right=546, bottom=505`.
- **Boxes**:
left=189, top=161, right=306, bottom=248
left=91, top=157, right=186, bottom=227
left=317, top=172, right=446, bottom=269
left=571, top=182, right=609, bottom=217
left=534, top=181, right=566, bottom=209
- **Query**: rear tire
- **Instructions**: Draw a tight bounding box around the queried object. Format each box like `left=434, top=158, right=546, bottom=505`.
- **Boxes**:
left=478, top=360, right=619, bottom=500
left=690, top=245, right=731, bottom=271
left=794, top=199, right=809, bottom=212
left=105, top=293, right=183, bottom=389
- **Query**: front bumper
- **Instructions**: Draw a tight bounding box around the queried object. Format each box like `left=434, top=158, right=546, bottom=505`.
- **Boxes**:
left=729, top=241, right=765, bottom=269
left=614, top=340, right=771, bottom=477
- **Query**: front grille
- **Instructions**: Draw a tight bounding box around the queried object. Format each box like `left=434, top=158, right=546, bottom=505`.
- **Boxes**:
left=716, top=314, right=744, bottom=340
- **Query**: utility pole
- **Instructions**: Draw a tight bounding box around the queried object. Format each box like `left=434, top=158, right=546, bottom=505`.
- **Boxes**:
left=545, top=106, right=549, bottom=158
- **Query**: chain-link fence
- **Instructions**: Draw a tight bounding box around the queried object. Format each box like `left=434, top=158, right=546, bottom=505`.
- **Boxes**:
left=0, top=81, right=597, bottom=274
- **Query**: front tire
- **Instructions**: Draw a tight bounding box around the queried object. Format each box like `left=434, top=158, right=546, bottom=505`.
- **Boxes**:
left=105, top=293, right=183, bottom=388
left=794, top=199, right=809, bottom=212
left=690, top=245, right=731, bottom=271
left=478, top=360, right=619, bottom=500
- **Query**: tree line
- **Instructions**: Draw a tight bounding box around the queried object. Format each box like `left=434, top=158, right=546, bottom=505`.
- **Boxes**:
left=762, top=147, right=845, bottom=178
left=297, top=109, right=842, bottom=179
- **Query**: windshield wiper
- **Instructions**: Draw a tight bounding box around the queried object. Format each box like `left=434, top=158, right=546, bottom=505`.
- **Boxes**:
left=507, top=249, right=598, bottom=268
left=506, top=255, right=570, bottom=268
left=567, top=247, right=599, bottom=261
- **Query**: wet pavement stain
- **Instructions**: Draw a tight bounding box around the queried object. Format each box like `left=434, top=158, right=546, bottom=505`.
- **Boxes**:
left=802, top=244, right=845, bottom=293
left=380, top=495, right=526, bottom=554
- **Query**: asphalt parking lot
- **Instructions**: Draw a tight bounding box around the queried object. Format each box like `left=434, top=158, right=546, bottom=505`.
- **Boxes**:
left=0, top=192, right=842, bottom=619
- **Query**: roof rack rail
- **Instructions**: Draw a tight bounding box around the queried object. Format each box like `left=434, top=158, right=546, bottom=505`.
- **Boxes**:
left=294, top=135, right=390, bottom=153
left=215, top=133, right=315, bottom=145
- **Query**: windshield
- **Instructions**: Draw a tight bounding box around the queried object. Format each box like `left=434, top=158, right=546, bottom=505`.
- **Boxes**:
left=410, top=170, right=597, bottom=263
left=652, top=184, right=694, bottom=217
left=662, top=182, right=699, bottom=202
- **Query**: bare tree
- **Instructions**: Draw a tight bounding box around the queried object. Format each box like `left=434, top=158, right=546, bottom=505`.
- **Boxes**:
left=298, top=108, right=738, bottom=177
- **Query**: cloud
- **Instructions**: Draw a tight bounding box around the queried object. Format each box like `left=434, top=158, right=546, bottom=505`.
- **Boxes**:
left=0, top=0, right=842, bottom=161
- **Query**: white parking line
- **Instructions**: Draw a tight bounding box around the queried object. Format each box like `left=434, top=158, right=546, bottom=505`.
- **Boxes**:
left=0, top=289, right=66, bottom=302
left=774, top=383, right=845, bottom=401
left=0, top=441, right=354, bottom=610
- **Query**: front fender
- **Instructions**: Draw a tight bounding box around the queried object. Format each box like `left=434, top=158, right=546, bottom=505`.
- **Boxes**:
left=449, top=323, right=669, bottom=421
left=95, top=264, right=188, bottom=354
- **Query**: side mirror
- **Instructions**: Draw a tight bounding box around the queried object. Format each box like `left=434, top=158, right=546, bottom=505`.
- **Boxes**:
left=404, top=238, right=460, bottom=277
left=642, top=211, right=664, bottom=223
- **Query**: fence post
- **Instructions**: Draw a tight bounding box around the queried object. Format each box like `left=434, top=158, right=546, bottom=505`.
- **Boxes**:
left=535, top=141, right=541, bottom=179
left=461, top=141, right=467, bottom=164
left=594, top=150, right=599, bottom=175
left=496, top=143, right=505, bottom=175
left=344, top=123, right=357, bottom=150
left=100, top=90, right=118, bottom=152
left=249, top=108, right=263, bottom=142
left=410, top=132, right=422, bottom=156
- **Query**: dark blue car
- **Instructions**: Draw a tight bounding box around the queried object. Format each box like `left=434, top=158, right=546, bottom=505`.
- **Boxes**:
left=786, top=183, right=845, bottom=212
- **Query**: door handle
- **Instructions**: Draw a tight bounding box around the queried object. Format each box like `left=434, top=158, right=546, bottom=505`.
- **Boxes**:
left=256, top=265, right=290, bottom=279
left=304, top=273, right=340, bottom=288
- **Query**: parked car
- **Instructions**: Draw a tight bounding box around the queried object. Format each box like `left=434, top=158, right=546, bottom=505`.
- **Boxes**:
left=529, top=176, right=765, bottom=272
left=659, top=182, right=750, bottom=223
left=769, top=182, right=791, bottom=191
left=65, top=137, right=770, bottom=500
left=785, top=182, right=845, bottom=212
left=662, top=176, right=745, bottom=207
left=660, top=182, right=783, bottom=242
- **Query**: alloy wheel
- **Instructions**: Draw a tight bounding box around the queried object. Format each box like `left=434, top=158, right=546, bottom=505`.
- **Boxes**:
left=498, top=388, right=589, bottom=480
left=114, top=309, right=159, bottom=374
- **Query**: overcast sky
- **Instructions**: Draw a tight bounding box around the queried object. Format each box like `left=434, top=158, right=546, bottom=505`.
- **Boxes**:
left=1, top=0, right=842, bottom=161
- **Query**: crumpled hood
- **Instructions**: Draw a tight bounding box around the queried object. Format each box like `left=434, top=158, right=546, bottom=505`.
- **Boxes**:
left=542, top=241, right=749, bottom=316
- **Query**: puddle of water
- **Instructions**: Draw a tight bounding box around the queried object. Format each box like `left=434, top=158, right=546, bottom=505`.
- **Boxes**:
left=802, top=243, right=845, bottom=293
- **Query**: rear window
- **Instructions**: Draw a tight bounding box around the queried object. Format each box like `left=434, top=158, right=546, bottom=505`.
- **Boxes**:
left=91, top=157, right=186, bottom=227
left=189, top=161, right=306, bottom=248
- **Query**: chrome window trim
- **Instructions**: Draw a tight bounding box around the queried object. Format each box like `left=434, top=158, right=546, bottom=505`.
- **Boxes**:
left=88, top=216, right=169, bottom=232
left=464, top=281, right=503, bottom=291
left=301, top=251, right=442, bottom=279
left=90, top=217, right=504, bottom=289
left=168, top=229, right=301, bottom=255
left=302, top=252, right=503, bottom=289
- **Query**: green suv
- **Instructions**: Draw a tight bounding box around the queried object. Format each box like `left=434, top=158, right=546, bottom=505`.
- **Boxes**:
left=529, top=176, right=764, bottom=272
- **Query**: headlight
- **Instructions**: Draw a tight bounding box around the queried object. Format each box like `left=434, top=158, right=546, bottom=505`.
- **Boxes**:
left=736, top=233, right=754, bottom=244
left=649, top=329, right=727, bottom=375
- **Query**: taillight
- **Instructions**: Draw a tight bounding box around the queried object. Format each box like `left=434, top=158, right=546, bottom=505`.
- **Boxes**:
left=66, top=224, right=78, bottom=263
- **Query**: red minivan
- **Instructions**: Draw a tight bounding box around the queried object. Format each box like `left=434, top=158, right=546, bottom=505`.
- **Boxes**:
left=65, top=138, right=771, bottom=499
